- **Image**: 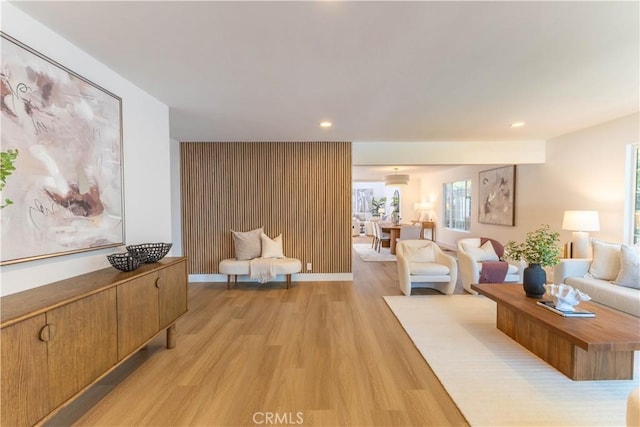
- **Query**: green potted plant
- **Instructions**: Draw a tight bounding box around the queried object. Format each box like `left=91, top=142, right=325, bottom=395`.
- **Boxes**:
left=504, top=224, right=561, bottom=298
left=390, top=193, right=400, bottom=224
left=370, top=196, right=387, bottom=217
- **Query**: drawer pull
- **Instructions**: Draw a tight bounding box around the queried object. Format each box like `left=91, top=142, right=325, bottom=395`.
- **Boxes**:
left=39, top=325, right=50, bottom=342
left=155, top=278, right=161, bottom=288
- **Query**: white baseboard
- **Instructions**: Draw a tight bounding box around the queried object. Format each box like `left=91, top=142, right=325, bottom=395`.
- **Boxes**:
left=189, top=273, right=353, bottom=283
left=437, top=241, right=457, bottom=252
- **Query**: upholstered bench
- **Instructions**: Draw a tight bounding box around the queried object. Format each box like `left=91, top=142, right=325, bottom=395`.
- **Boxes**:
left=219, top=258, right=302, bottom=289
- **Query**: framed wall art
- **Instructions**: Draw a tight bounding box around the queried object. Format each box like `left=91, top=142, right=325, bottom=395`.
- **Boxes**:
left=353, top=188, right=373, bottom=215
left=478, top=165, right=516, bottom=226
left=1, top=32, right=124, bottom=265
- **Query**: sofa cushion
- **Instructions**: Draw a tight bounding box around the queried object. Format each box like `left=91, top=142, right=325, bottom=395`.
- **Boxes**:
left=587, top=239, right=621, bottom=281
left=261, top=233, right=284, bottom=258
left=403, top=245, right=435, bottom=263
left=219, top=258, right=302, bottom=275
left=463, top=240, right=499, bottom=262
left=231, top=227, right=263, bottom=260
left=613, top=244, right=640, bottom=289
left=566, top=276, right=640, bottom=317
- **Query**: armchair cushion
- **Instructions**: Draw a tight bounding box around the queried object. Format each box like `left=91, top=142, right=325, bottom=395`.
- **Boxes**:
left=403, top=245, right=435, bottom=263
left=409, top=262, right=450, bottom=275
left=480, top=237, right=505, bottom=258
left=462, top=240, right=499, bottom=262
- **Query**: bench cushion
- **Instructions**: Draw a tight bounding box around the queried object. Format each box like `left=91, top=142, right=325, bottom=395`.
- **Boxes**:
left=219, top=258, right=302, bottom=275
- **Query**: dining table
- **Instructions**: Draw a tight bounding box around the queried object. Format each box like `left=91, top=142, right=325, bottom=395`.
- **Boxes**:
left=379, top=223, right=403, bottom=254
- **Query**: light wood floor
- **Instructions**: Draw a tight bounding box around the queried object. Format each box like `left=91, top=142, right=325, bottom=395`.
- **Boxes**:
left=46, top=237, right=468, bottom=426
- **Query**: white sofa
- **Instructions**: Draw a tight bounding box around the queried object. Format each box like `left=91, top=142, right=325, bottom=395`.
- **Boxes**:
left=396, top=240, right=457, bottom=295
left=457, top=237, right=525, bottom=295
left=553, top=240, right=640, bottom=317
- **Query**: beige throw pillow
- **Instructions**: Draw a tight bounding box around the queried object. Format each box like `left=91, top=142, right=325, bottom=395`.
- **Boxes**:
left=462, top=240, right=499, bottom=262
left=261, top=233, right=285, bottom=258
left=586, top=239, right=621, bottom=281
left=403, top=244, right=435, bottom=263
left=231, top=227, right=263, bottom=260
left=613, top=244, right=640, bottom=289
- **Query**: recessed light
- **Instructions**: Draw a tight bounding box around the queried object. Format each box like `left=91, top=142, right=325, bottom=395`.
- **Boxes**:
left=320, top=121, right=332, bottom=128
left=510, top=121, right=525, bottom=128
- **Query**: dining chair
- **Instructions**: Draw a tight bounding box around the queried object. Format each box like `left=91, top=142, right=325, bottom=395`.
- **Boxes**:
left=397, top=224, right=422, bottom=241
left=371, top=220, right=379, bottom=248
left=375, top=222, right=391, bottom=253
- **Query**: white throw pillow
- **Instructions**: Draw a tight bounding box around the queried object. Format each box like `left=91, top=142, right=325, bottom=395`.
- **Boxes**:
left=403, top=244, right=435, bottom=263
left=261, top=233, right=285, bottom=258
left=462, top=240, right=499, bottom=262
left=231, top=227, right=263, bottom=260
left=586, top=239, right=621, bottom=281
left=613, top=244, right=640, bottom=289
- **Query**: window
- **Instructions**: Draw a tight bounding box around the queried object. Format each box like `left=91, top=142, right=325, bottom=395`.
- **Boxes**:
left=444, top=179, right=471, bottom=231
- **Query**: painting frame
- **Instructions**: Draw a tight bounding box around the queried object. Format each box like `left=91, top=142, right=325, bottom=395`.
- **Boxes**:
left=478, top=165, right=516, bottom=226
left=1, top=32, right=125, bottom=265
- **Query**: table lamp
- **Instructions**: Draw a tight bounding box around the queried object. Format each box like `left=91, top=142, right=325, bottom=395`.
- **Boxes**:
left=562, top=210, right=599, bottom=258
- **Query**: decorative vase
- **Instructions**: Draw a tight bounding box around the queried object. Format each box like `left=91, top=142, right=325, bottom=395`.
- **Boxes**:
left=523, top=263, right=546, bottom=298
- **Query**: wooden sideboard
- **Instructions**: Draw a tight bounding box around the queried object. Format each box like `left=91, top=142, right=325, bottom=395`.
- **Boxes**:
left=0, top=257, right=188, bottom=427
left=412, top=221, right=436, bottom=241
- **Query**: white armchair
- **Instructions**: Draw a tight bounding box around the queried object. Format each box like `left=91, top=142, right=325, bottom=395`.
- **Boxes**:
left=396, top=240, right=458, bottom=296
left=457, top=237, right=525, bottom=295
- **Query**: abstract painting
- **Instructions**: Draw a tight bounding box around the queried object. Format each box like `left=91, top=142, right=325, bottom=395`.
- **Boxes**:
left=478, top=165, right=516, bottom=226
left=353, top=188, right=373, bottom=215
left=1, top=33, right=124, bottom=265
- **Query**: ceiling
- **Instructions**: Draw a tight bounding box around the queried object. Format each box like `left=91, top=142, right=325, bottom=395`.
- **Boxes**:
left=10, top=1, right=639, bottom=144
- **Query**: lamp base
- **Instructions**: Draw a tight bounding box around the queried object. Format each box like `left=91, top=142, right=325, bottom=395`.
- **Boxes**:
left=571, top=231, right=591, bottom=259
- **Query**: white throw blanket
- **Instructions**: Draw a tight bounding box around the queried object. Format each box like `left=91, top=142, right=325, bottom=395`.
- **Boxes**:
left=250, top=257, right=276, bottom=284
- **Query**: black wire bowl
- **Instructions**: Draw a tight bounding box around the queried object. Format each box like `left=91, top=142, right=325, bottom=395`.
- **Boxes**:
left=107, top=252, right=141, bottom=272
left=126, top=242, right=172, bottom=263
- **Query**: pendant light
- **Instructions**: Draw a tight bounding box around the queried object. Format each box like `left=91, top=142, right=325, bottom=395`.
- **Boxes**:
left=384, top=167, right=409, bottom=186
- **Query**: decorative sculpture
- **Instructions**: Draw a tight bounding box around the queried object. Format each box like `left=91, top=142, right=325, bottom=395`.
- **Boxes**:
left=544, top=284, right=591, bottom=311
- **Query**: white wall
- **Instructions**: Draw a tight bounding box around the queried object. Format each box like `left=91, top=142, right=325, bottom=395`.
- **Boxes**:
left=420, top=113, right=639, bottom=250
left=170, top=139, right=182, bottom=256
left=0, top=4, right=173, bottom=296
left=353, top=140, right=546, bottom=165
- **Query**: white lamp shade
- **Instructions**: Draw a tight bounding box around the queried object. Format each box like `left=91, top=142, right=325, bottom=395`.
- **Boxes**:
left=562, top=210, right=600, bottom=231
left=384, top=173, right=409, bottom=186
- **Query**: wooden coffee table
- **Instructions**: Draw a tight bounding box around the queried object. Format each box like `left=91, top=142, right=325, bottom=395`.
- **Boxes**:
left=471, top=283, right=640, bottom=381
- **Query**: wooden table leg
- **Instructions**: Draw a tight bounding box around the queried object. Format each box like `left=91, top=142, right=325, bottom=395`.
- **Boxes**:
left=166, top=324, right=176, bottom=349
left=390, top=229, right=401, bottom=254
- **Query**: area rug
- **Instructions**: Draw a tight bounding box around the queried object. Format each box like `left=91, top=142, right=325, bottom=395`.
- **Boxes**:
left=352, top=243, right=396, bottom=262
left=383, top=295, right=639, bottom=426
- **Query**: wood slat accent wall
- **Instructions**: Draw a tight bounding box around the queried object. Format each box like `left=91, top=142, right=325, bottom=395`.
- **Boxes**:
left=180, top=142, right=352, bottom=274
